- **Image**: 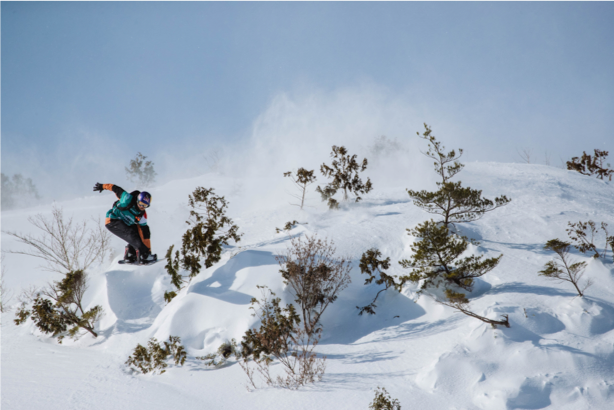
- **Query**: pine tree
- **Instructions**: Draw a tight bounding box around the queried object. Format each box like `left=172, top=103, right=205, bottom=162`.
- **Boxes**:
left=566, top=149, right=613, bottom=181
left=407, top=124, right=510, bottom=229
left=357, top=249, right=399, bottom=315
left=316, top=145, right=373, bottom=209
left=398, top=220, right=502, bottom=293
left=398, top=220, right=509, bottom=328
left=165, top=187, right=242, bottom=284
left=125, top=152, right=157, bottom=187
left=540, top=239, right=591, bottom=297
left=284, top=168, right=317, bottom=209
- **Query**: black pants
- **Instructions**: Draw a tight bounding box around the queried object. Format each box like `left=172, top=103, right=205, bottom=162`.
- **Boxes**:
left=106, top=219, right=149, bottom=255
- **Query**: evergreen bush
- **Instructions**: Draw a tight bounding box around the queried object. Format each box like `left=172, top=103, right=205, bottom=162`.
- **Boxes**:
left=369, top=387, right=401, bottom=410
left=566, top=149, right=613, bottom=181
left=125, top=336, right=187, bottom=375
left=540, top=239, right=591, bottom=297
left=357, top=248, right=399, bottom=315
left=125, top=152, right=157, bottom=187
left=316, top=145, right=373, bottom=209
left=1, top=173, right=40, bottom=210
left=164, top=187, right=242, bottom=288
left=399, top=220, right=509, bottom=328
left=566, top=220, right=613, bottom=260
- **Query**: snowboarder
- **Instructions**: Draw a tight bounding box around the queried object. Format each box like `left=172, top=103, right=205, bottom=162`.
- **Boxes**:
left=93, top=183, right=157, bottom=264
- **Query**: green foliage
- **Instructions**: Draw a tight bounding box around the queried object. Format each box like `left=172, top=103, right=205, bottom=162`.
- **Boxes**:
left=316, top=145, right=373, bottom=209
left=164, top=290, right=177, bottom=304
left=407, top=124, right=510, bottom=228
left=1, top=173, right=40, bottom=210
left=540, top=239, right=590, bottom=297
left=14, top=303, right=31, bottom=325
left=198, top=340, right=237, bottom=368
left=165, top=187, right=242, bottom=287
left=284, top=168, right=317, bottom=209
left=357, top=249, right=398, bottom=315
left=125, top=152, right=157, bottom=187
left=369, top=387, right=401, bottom=410
left=16, top=270, right=102, bottom=341
left=399, top=220, right=508, bottom=328
left=567, top=149, right=613, bottom=181
left=566, top=220, right=613, bottom=260
left=398, top=220, right=502, bottom=293
left=125, top=336, right=187, bottom=375
left=241, top=286, right=301, bottom=362
left=164, top=245, right=184, bottom=290
left=238, top=286, right=326, bottom=390
left=277, top=235, right=352, bottom=338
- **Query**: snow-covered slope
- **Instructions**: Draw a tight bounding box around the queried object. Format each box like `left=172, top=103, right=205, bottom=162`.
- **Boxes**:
left=2, top=162, right=614, bottom=410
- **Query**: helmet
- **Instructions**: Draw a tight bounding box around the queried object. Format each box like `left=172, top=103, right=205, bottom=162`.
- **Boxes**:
left=137, top=191, right=151, bottom=208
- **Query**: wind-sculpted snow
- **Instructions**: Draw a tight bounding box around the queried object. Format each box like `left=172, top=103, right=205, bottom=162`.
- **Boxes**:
left=2, top=162, right=614, bottom=410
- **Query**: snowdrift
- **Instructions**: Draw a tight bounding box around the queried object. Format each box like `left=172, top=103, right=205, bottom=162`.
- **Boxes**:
left=2, top=162, right=614, bottom=410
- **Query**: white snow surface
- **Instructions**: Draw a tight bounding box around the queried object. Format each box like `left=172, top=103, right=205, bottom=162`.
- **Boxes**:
left=2, top=162, right=614, bottom=410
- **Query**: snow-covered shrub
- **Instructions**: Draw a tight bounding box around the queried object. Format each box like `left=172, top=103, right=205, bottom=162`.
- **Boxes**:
left=165, top=187, right=242, bottom=286
left=566, top=220, right=613, bottom=260
left=407, top=124, right=510, bottom=229
left=1, top=173, right=41, bottom=210
left=238, top=286, right=326, bottom=390
left=284, top=168, right=317, bottom=209
left=540, top=239, right=591, bottom=297
left=399, top=220, right=509, bottom=328
left=399, top=220, right=502, bottom=293
left=16, top=270, right=103, bottom=342
left=125, top=336, right=186, bottom=375
left=125, top=152, right=157, bottom=188
left=357, top=248, right=399, bottom=316
left=197, top=340, right=237, bottom=368
left=277, top=234, right=352, bottom=338
left=566, top=149, right=613, bottom=181
left=369, top=387, right=401, bottom=410
left=316, top=145, right=373, bottom=209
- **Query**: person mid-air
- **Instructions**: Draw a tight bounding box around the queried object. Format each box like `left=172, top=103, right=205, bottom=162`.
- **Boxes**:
left=93, top=183, right=157, bottom=265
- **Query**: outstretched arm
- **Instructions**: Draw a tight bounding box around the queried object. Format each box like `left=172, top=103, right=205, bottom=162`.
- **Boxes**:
left=93, top=183, right=125, bottom=199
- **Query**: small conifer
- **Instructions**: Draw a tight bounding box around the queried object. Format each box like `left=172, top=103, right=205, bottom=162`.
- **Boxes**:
left=398, top=221, right=502, bottom=293
left=540, top=239, right=591, bottom=297
left=125, top=152, right=157, bottom=187
left=125, top=336, right=186, bottom=375
left=566, top=220, right=613, bottom=260
left=399, top=220, right=509, bottom=328
left=165, top=187, right=242, bottom=286
left=316, top=145, right=373, bottom=209
left=357, top=249, right=399, bottom=315
left=407, top=124, right=510, bottom=229
left=369, top=387, right=401, bottom=410
left=566, top=149, right=613, bottom=181
left=284, top=168, right=317, bottom=209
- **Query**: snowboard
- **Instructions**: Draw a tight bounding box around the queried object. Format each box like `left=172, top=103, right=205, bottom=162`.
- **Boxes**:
left=118, top=255, right=160, bottom=266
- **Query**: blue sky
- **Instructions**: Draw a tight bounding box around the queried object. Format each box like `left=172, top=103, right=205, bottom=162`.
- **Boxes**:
left=2, top=2, right=613, bottom=200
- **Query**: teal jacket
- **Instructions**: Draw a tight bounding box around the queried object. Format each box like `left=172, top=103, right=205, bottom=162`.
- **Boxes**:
left=103, top=184, right=151, bottom=249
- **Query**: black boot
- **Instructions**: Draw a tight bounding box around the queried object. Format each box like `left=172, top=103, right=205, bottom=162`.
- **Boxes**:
left=136, top=250, right=157, bottom=265
left=124, top=245, right=137, bottom=263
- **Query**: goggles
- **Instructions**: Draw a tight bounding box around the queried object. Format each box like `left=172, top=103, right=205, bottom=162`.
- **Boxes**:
left=138, top=201, right=150, bottom=209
